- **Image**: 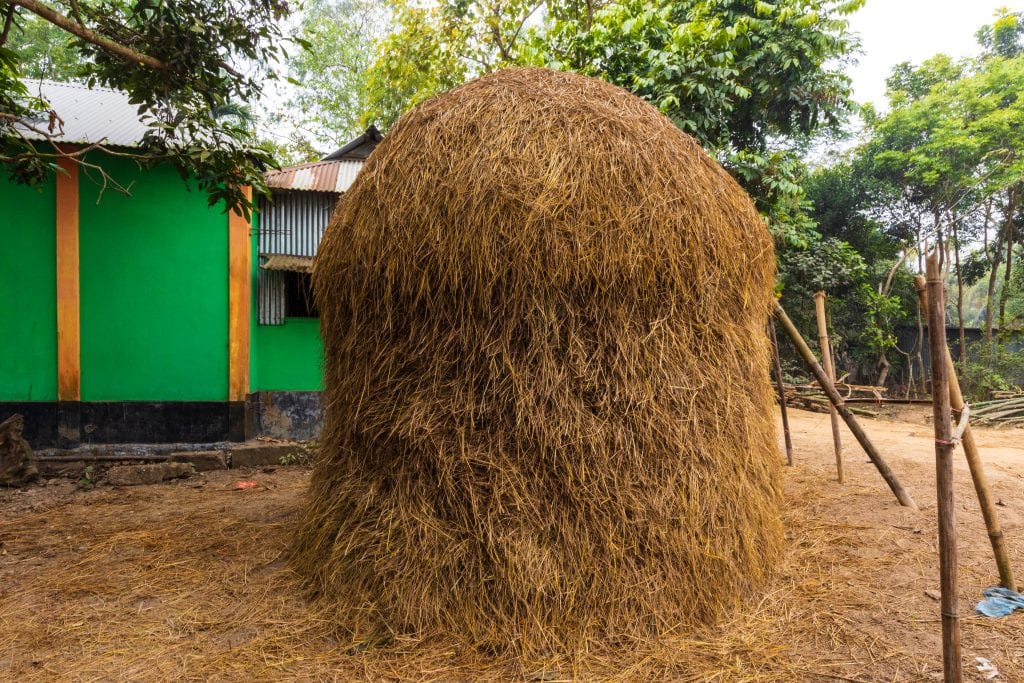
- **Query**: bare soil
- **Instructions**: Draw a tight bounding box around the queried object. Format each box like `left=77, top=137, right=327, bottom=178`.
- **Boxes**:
left=0, top=407, right=1022, bottom=681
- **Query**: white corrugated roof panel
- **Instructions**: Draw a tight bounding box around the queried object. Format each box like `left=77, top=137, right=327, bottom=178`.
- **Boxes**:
left=17, top=79, right=150, bottom=148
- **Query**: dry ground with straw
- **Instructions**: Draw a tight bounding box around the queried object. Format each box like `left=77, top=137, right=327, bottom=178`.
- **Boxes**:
left=0, top=407, right=1022, bottom=682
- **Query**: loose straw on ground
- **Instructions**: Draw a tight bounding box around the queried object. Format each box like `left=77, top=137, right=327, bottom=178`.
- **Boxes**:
left=924, top=253, right=962, bottom=682
left=774, top=302, right=917, bottom=509
left=814, top=292, right=844, bottom=482
left=914, top=274, right=1015, bottom=591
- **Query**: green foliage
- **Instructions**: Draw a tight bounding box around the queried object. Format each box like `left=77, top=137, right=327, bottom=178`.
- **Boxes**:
left=781, top=236, right=865, bottom=295
left=2, top=12, right=84, bottom=81
left=1, top=0, right=294, bottom=216
left=976, top=9, right=1024, bottom=59
left=729, top=149, right=817, bottom=248
left=544, top=0, right=863, bottom=153
left=959, top=338, right=1024, bottom=400
left=346, top=0, right=863, bottom=247
left=855, top=283, right=901, bottom=359
left=282, top=0, right=388, bottom=155
left=357, top=1, right=471, bottom=131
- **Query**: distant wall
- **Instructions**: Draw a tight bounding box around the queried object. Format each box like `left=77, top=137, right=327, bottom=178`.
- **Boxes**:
left=894, top=325, right=1024, bottom=384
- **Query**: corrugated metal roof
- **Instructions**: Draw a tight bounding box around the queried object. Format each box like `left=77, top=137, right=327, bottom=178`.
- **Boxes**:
left=264, top=159, right=364, bottom=193
left=18, top=79, right=150, bottom=148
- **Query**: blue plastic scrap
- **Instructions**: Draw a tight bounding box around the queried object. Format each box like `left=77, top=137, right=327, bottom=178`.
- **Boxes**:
left=975, top=586, right=1024, bottom=617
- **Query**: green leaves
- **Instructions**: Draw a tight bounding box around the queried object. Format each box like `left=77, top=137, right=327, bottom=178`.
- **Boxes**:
left=1, top=0, right=295, bottom=215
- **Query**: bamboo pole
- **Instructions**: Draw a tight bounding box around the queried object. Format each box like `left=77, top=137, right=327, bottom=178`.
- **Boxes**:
left=814, top=292, right=844, bottom=482
left=768, top=321, right=794, bottom=466
left=774, top=302, right=917, bottom=509
left=924, top=254, right=962, bottom=682
left=914, top=274, right=1016, bottom=591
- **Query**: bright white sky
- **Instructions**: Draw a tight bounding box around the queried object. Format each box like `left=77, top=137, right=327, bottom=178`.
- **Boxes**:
left=847, top=0, right=1024, bottom=109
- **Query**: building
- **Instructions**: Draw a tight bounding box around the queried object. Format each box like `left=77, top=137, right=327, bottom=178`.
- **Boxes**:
left=251, top=126, right=381, bottom=440
left=0, top=80, right=375, bottom=448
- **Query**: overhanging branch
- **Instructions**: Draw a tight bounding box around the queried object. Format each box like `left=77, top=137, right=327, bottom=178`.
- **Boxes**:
left=5, top=0, right=167, bottom=70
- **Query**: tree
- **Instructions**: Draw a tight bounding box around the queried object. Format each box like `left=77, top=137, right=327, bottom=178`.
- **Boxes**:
left=278, top=0, right=388, bottom=158
left=848, top=8, right=1024, bottom=388
left=349, top=0, right=862, bottom=247
left=357, top=0, right=546, bottom=130
left=2, top=10, right=82, bottom=80
left=0, top=0, right=294, bottom=215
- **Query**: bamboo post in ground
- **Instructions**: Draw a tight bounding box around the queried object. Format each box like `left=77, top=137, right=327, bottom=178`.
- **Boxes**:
left=924, top=253, right=963, bottom=682
left=814, top=292, right=844, bottom=482
left=774, top=302, right=917, bottom=509
left=914, top=274, right=1016, bottom=591
left=768, top=320, right=794, bottom=466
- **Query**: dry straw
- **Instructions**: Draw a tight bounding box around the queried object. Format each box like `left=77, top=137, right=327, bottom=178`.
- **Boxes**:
left=292, top=67, right=782, bottom=659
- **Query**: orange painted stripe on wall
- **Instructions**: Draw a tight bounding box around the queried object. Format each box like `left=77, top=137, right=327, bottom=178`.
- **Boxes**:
left=55, top=157, right=80, bottom=402
left=228, top=187, right=252, bottom=402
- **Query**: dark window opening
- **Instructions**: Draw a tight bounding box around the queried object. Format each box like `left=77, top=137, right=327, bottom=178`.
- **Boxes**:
left=284, top=271, right=318, bottom=318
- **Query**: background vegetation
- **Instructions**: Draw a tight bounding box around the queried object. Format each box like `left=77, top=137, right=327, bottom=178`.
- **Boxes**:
left=3, top=0, right=1023, bottom=396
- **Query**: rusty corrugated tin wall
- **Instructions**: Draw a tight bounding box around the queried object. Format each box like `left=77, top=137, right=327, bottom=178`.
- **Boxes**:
left=257, top=191, right=337, bottom=325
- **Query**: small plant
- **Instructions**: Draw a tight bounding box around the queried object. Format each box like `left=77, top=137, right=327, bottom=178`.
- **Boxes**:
left=78, top=464, right=95, bottom=489
left=279, top=450, right=312, bottom=467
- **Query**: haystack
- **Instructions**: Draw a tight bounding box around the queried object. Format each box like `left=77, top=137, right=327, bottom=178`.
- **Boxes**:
left=293, top=67, right=782, bottom=657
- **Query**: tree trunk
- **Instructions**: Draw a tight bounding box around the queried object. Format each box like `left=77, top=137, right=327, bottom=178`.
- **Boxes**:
left=984, top=200, right=1008, bottom=349
left=952, top=219, right=967, bottom=364
left=875, top=251, right=908, bottom=388
left=998, top=203, right=1015, bottom=333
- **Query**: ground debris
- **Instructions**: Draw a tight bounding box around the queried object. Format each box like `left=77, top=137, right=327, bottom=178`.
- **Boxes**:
left=105, top=462, right=193, bottom=486
left=0, top=414, right=38, bottom=487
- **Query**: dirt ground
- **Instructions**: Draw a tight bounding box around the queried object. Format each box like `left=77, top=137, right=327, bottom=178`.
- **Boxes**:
left=0, top=407, right=1022, bottom=682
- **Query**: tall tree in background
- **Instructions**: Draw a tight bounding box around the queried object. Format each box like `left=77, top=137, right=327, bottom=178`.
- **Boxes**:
left=351, top=0, right=863, bottom=247
left=0, top=0, right=294, bottom=214
left=842, top=8, right=1024, bottom=395
left=279, top=0, right=388, bottom=159
left=357, top=0, right=546, bottom=131
left=2, top=10, right=81, bottom=80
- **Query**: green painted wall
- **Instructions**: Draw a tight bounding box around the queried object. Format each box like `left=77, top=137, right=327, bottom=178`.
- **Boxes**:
left=251, top=318, right=324, bottom=391
left=78, top=155, right=229, bottom=401
left=248, top=227, right=324, bottom=392
left=0, top=178, right=57, bottom=401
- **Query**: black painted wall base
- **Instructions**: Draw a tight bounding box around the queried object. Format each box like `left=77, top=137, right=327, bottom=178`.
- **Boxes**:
left=0, top=401, right=250, bottom=449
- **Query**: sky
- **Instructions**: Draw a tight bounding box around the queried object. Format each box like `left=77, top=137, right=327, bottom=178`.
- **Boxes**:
left=846, top=0, right=1023, bottom=110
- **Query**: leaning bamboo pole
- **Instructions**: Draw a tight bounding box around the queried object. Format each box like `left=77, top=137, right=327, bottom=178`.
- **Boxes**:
left=914, top=274, right=1016, bottom=591
left=774, top=302, right=917, bottom=509
left=924, top=254, right=962, bottom=682
left=814, top=292, right=844, bottom=482
left=768, top=321, right=794, bottom=466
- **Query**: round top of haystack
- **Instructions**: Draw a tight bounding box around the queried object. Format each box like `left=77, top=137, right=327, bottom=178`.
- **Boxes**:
left=322, top=66, right=773, bottom=313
